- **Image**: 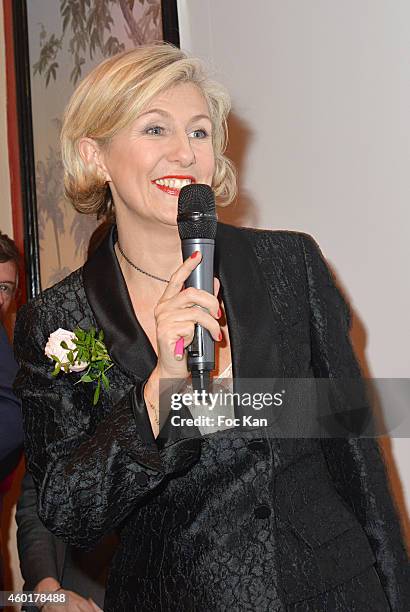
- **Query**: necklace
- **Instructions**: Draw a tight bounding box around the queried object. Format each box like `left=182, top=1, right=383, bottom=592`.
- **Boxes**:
left=116, top=241, right=170, bottom=284
left=146, top=398, right=160, bottom=430
left=152, top=409, right=159, bottom=428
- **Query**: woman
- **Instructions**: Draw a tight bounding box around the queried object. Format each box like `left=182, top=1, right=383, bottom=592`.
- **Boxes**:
left=13, top=44, right=408, bottom=611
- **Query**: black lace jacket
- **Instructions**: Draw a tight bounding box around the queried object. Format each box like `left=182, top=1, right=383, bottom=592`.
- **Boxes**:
left=13, top=223, right=409, bottom=611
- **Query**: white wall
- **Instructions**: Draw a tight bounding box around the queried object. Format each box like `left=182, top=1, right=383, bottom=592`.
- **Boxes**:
left=178, top=0, right=409, bottom=533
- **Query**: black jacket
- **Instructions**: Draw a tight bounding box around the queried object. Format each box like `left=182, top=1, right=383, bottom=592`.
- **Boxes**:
left=16, top=470, right=116, bottom=608
left=13, top=223, right=409, bottom=611
left=0, top=323, right=23, bottom=591
left=0, top=323, right=23, bottom=477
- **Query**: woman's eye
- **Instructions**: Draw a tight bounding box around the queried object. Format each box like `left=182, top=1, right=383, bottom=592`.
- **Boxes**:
left=145, top=126, right=164, bottom=136
left=189, top=129, right=208, bottom=139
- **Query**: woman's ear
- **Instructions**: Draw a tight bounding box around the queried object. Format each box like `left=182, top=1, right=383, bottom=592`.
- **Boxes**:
left=78, top=137, right=111, bottom=182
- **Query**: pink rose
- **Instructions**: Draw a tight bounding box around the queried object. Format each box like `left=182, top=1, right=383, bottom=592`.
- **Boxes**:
left=44, top=328, right=88, bottom=373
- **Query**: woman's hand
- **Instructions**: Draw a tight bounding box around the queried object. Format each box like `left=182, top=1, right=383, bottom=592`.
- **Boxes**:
left=35, top=577, right=102, bottom=612
left=153, top=250, right=221, bottom=379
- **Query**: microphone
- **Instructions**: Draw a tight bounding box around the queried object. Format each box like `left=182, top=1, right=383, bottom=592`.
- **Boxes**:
left=177, top=184, right=218, bottom=392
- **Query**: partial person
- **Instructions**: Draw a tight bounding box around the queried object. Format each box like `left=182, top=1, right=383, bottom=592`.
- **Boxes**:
left=0, top=231, right=23, bottom=589
left=16, top=221, right=115, bottom=612
left=13, top=45, right=409, bottom=611
left=16, top=471, right=115, bottom=612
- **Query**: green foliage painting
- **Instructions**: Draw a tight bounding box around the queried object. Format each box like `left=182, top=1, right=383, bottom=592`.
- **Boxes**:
left=34, top=0, right=161, bottom=86
left=27, top=0, right=163, bottom=289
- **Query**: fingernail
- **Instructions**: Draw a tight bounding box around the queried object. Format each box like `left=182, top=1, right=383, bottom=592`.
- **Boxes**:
left=218, top=332, right=222, bottom=341
left=174, top=337, right=185, bottom=359
left=217, top=307, right=221, bottom=319
left=190, top=251, right=200, bottom=259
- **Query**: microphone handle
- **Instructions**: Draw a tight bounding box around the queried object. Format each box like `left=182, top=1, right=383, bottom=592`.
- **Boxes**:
left=181, top=238, right=215, bottom=376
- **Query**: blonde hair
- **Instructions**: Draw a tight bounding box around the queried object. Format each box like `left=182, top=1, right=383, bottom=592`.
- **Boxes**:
left=61, top=44, right=237, bottom=218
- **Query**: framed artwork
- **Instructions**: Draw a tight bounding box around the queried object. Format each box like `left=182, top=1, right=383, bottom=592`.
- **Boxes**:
left=9, top=0, right=179, bottom=298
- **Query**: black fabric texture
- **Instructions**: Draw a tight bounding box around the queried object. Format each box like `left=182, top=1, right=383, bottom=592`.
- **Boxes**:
left=12, top=223, right=409, bottom=611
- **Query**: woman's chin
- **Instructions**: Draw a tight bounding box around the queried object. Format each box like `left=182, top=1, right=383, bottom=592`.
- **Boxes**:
left=155, top=210, right=179, bottom=228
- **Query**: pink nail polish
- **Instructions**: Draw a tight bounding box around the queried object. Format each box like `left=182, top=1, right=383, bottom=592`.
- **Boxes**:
left=174, top=337, right=185, bottom=359
left=218, top=332, right=222, bottom=342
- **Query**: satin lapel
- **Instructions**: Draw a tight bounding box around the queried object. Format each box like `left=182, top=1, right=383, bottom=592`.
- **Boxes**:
left=83, top=223, right=283, bottom=382
left=82, top=225, right=157, bottom=381
left=215, top=223, right=282, bottom=380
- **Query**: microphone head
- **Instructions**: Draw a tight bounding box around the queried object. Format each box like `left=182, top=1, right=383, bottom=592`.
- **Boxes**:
left=177, top=184, right=217, bottom=240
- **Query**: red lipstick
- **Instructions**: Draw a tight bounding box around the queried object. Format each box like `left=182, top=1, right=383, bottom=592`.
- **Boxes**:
left=151, top=175, right=196, bottom=197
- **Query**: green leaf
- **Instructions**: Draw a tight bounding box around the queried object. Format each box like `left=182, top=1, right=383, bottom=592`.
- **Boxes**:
left=93, top=379, right=101, bottom=405
left=52, top=363, right=61, bottom=376
left=101, top=372, right=109, bottom=389
left=80, top=374, right=93, bottom=383
left=76, top=328, right=85, bottom=341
